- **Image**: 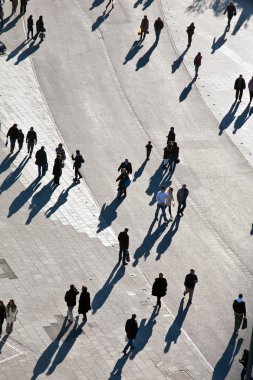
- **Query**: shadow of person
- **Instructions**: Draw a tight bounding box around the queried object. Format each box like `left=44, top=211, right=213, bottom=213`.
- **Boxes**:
left=134, top=0, right=143, bottom=8
left=1, top=14, right=22, bottom=33
left=15, top=41, right=40, bottom=65
left=92, top=264, right=125, bottom=314
left=90, top=0, right=105, bottom=10
left=156, top=215, right=181, bottom=260
left=31, top=317, right=71, bottom=380
left=132, top=160, right=147, bottom=182
left=46, top=318, right=85, bottom=375
left=233, top=104, right=252, bottom=134
left=45, top=182, right=78, bottom=218
left=6, top=40, right=30, bottom=61
left=133, top=220, right=167, bottom=266
left=25, top=180, right=56, bottom=224
left=171, top=47, right=189, bottom=73
left=97, top=197, right=123, bottom=232
left=0, top=156, right=29, bottom=195
left=142, top=0, right=155, bottom=10
left=219, top=101, right=240, bottom=135
left=164, top=298, right=190, bottom=353
left=0, top=335, right=9, bottom=354
left=130, top=309, right=157, bottom=359
left=212, top=335, right=243, bottom=379
left=0, top=151, right=19, bottom=175
left=123, top=40, right=143, bottom=65
left=136, top=42, right=158, bottom=71
left=211, top=27, right=228, bottom=54
left=232, top=0, right=253, bottom=36
left=108, top=351, right=130, bottom=379
left=146, top=164, right=165, bottom=206
left=179, top=75, right=197, bottom=102
left=92, top=10, right=111, bottom=31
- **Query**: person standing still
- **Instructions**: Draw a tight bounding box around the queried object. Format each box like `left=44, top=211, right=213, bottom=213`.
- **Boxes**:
left=239, top=349, right=249, bottom=380
left=34, top=15, right=44, bottom=41
left=186, top=22, right=195, bottom=47
left=116, top=168, right=129, bottom=198
left=194, top=52, right=202, bottom=76
left=145, top=141, right=153, bottom=160
left=6, top=300, right=18, bottom=334
left=27, top=15, right=33, bottom=39
left=123, top=314, right=138, bottom=355
left=118, top=228, right=129, bottom=266
left=64, top=284, right=79, bottom=323
left=234, top=74, right=246, bottom=102
left=35, top=146, right=47, bottom=177
left=248, top=76, right=253, bottom=103
left=233, top=294, right=246, bottom=333
left=183, top=269, right=198, bottom=303
left=154, top=17, right=164, bottom=43
left=53, top=154, right=62, bottom=185
left=78, top=286, right=91, bottom=322
left=7, top=124, right=19, bottom=153
left=72, top=150, right=84, bottom=181
left=26, top=127, right=37, bottom=158
left=155, top=186, right=168, bottom=222
left=0, top=300, right=6, bottom=338
left=177, top=184, right=189, bottom=216
left=56, top=143, right=66, bottom=167
left=224, top=2, right=236, bottom=29
left=140, top=15, right=149, bottom=41
left=152, top=273, right=167, bottom=310
left=166, top=187, right=174, bottom=220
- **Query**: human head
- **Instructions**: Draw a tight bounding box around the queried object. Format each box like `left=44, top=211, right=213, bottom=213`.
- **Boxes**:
left=58, top=143, right=63, bottom=148
left=132, top=314, right=136, bottom=319
left=76, top=150, right=80, bottom=155
left=8, top=299, right=15, bottom=306
left=41, top=146, right=45, bottom=150
left=238, top=293, right=243, bottom=299
left=161, top=186, right=166, bottom=192
left=239, top=74, right=243, bottom=78
left=30, top=127, right=33, bottom=131
left=125, top=158, right=128, bottom=162
left=144, top=15, right=147, bottom=19
left=124, top=228, right=129, bottom=233
left=39, top=16, right=43, bottom=20
left=198, top=52, right=201, bottom=56
left=159, top=272, right=163, bottom=278
left=168, top=187, right=173, bottom=193
left=148, top=141, right=151, bottom=144
left=82, top=286, right=87, bottom=292
left=170, top=127, right=174, bottom=131
left=70, top=284, right=75, bottom=289
left=190, top=269, right=195, bottom=274
left=182, top=184, right=186, bottom=189
left=13, top=124, right=18, bottom=128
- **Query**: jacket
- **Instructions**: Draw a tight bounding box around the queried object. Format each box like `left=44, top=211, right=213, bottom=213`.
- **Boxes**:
left=234, top=77, right=246, bottom=90
left=233, top=299, right=246, bottom=315
left=65, top=288, right=79, bottom=307
left=177, top=188, right=189, bottom=203
left=152, top=277, right=167, bottom=297
left=0, top=305, right=6, bottom=323
left=141, top=18, right=149, bottom=32
left=27, top=17, right=33, bottom=29
left=26, top=130, right=37, bottom=143
left=116, top=172, right=129, bottom=189
left=56, top=147, right=66, bottom=160
left=248, top=79, right=253, bottom=92
left=187, top=24, right=195, bottom=36
left=7, top=126, right=19, bottom=139
left=72, top=154, right=84, bottom=169
left=154, top=18, right=164, bottom=31
left=163, top=146, right=172, bottom=159
left=167, top=131, right=175, bottom=142
left=171, top=145, right=179, bottom=159
left=118, top=161, right=132, bottom=174
left=194, top=54, right=202, bottom=67
left=118, top=231, right=129, bottom=248
left=224, top=4, right=236, bottom=18
left=18, top=131, right=24, bottom=143
left=184, top=273, right=198, bottom=288
left=35, top=149, right=47, bottom=166
left=78, top=291, right=91, bottom=314
left=53, top=157, right=62, bottom=177
left=6, top=305, right=18, bottom=323
left=36, top=18, right=44, bottom=33
left=125, top=318, right=138, bottom=339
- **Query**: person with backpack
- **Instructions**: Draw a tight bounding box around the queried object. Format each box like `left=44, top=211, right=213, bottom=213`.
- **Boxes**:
left=186, top=22, right=195, bottom=47
left=194, top=52, right=202, bottom=76
left=72, top=150, right=84, bottom=181
left=64, top=284, right=79, bottom=323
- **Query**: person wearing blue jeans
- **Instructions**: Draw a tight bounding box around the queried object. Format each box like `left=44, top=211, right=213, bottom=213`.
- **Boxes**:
left=154, top=186, right=168, bottom=222
left=123, top=314, right=138, bottom=355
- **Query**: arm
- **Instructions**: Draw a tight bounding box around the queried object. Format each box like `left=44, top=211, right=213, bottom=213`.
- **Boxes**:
left=116, top=174, right=122, bottom=182
left=35, top=132, right=37, bottom=144
left=118, top=163, right=122, bottom=172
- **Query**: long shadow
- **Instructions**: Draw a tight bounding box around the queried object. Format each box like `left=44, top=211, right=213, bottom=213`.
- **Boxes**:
left=132, top=160, right=147, bottom=182
left=0, top=151, right=19, bottom=175
left=233, top=104, right=252, bottom=133
left=133, top=220, right=167, bottom=266
left=0, top=335, right=9, bottom=354
left=6, top=40, right=29, bottom=61
left=31, top=317, right=71, bottom=380
left=0, top=156, right=29, bottom=194
left=136, top=42, right=158, bottom=71
left=211, top=27, right=228, bottom=54
left=92, top=264, right=125, bottom=314
left=3, top=14, right=12, bottom=25
left=91, top=9, right=111, bottom=31
left=108, top=352, right=130, bottom=379
left=90, top=0, right=105, bottom=10
left=123, top=40, right=143, bottom=65
left=145, top=164, right=165, bottom=206
left=15, top=41, right=40, bottom=65
left=45, top=182, right=78, bottom=218
left=46, top=318, right=85, bottom=375
left=97, top=197, right=123, bottom=232
left=179, top=75, right=197, bottom=102
left=212, top=335, right=243, bottom=379
left=134, top=0, right=143, bottom=8
left=232, top=3, right=252, bottom=36
left=156, top=215, right=181, bottom=260
left=25, top=180, right=56, bottom=224
left=142, top=0, right=155, bottom=10
left=164, top=298, right=190, bottom=353
left=130, top=309, right=157, bottom=359
left=219, top=101, right=240, bottom=135
left=171, top=47, right=189, bottom=73
left=1, top=14, right=22, bottom=33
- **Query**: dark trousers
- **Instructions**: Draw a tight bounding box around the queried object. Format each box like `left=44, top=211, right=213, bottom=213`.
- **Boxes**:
left=177, top=201, right=186, bottom=215
left=155, top=29, right=161, bottom=42
left=227, top=16, right=233, bottom=27
left=54, top=175, right=60, bottom=185
left=241, top=368, right=246, bottom=380
left=187, top=34, right=192, bottom=46
left=18, top=141, right=23, bottom=150
left=250, top=90, right=253, bottom=102
left=119, top=246, right=127, bottom=263
left=74, top=166, right=82, bottom=180
left=27, top=26, right=33, bottom=39
left=0, top=17, right=3, bottom=28
left=117, top=187, right=126, bottom=198
left=168, top=158, right=177, bottom=172
left=155, top=204, right=167, bottom=221
left=156, top=296, right=162, bottom=308
left=27, top=141, right=35, bottom=156
left=38, top=164, right=47, bottom=177
left=146, top=149, right=151, bottom=159
left=236, top=89, right=243, bottom=101
left=20, top=2, right=27, bottom=13
left=123, top=338, right=134, bottom=353
left=10, top=138, right=16, bottom=152
left=140, top=31, right=147, bottom=40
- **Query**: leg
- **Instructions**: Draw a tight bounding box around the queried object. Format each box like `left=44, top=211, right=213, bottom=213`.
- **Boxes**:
left=189, top=288, right=194, bottom=302
left=239, top=89, right=243, bottom=101
left=241, top=368, right=246, bottom=380
left=82, top=312, right=87, bottom=321
left=183, top=286, right=190, bottom=297
left=123, top=339, right=131, bottom=354
left=30, top=142, right=34, bottom=157
left=74, top=167, right=78, bottom=180
left=67, top=306, right=74, bottom=322
left=234, top=314, right=243, bottom=332
left=77, top=169, right=82, bottom=179
left=38, top=165, right=42, bottom=177
left=161, top=205, right=168, bottom=222
left=119, top=247, right=123, bottom=262
left=157, top=296, right=161, bottom=308
left=180, top=201, right=186, bottom=214
left=155, top=204, right=160, bottom=220
left=122, top=248, right=127, bottom=265
left=177, top=203, right=181, bottom=215
left=168, top=205, right=172, bottom=219
left=123, top=188, right=127, bottom=197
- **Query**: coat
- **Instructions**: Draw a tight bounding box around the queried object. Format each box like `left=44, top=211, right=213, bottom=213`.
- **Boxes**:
left=65, top=288, right=79, bottom=307
left=167, top=131, right=175, bottom=142
left=27, top=17, right=33, bottom=29
left=72, top=154, right=84, bottom=169
left=152, top=277, right=167, bottom=297
left=248, top=79, right=253, bottom=92
left=234, top=77, right=246, bottom=90
left=118, top=231, right=129, bottom=248
left=177, top=187, right=189, bottom=203
left=78, top=291, right=91, bottom=314
left=141, top=18, right=149, bottom=32
left=53, top=157, right=62, bottom=177
left=163, top=146, right=172, bottom=159
left=26, top=130, right=37, bottom=143
left=7, top=126, right=19, bottom=140
left=118, top=161, right=132, bottom=174
left=224, top=4, right=236, bottom=18
left=171, top=145, right=179, bottom=159
left=125, top=318, right=138, bottom=339
left=0, top=305, right=6, bottom=323
left=184, top=273, right=198, bottom=289
left=36, top=18, right=44, bottom=33
left=154, top=18, right=164, bottom=31
left=194, top=54, right=202, bottom=67
left=233, top=299, right=246, bottom=315
left=35, top=149, right=47, bottom=166
left=116, top=172, right=129, bottom=189
left=187, top=24, right=195, bottom=36
left=6, top=305, right=18, bottom=323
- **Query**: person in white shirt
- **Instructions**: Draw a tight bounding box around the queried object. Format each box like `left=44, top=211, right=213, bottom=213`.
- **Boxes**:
left=166, top=187, right=174, bottom=220
left=154, top=186, right=169, bottom=222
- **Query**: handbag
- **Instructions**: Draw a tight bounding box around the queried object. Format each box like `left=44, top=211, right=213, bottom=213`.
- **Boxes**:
left=242, top=317, right=247, bottom=330
left=138, top=27, right=141, bottom=35
left=125, top=250, right=130, bottom=262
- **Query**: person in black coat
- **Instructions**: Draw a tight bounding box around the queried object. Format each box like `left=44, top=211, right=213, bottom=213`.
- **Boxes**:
left=0, top=300, right=6, bottom=337
left=118, top=228, right=129, bottom=265
left=7, top=124, right=19, bottom=154
left=27, top=15, right=33, bottom=39
left=224, top=2, right=236, bottom=29
left=17, top=129, right=24, bottom=151
left=145, top=141, right=153, bottom=160
left=234, top=75, right=246, bottom=102
left=123, top=314, right=138, bottom=354
left=233, top=294, right=246, bottom=333
left=26, top=127, right=37, bottom=158
left=152, top=273, right=167, bottom=310
left=116, top=168, right=129, bottom=198
left=166, top=127, right=175, bottom=144
left=53, top=154, right=62, bottom=185
left=154, top=17, right=164, bottom=42
left=183, top=269, right=198, bottom=303
left=20, top=0, right=28, bottom=14
left=239, top=349, right=249, bottom=380
left=118, top=159, right=132, bottom=175
left=186, top=22, right=195, bottom=47
left=168, top=141, right=179, bottom=173
left=177, top=184, right=189, bottom=216
left=65, top=284, right=79, bottom=323
left=35, top=146, right=47, bottom=177
left=163, top=143, right=172, bottom=170
left=34, top=16, right=44, bottom=41
left=72, top=150, right=84, bottom=181
left=78, top=286, right=91, bottom=321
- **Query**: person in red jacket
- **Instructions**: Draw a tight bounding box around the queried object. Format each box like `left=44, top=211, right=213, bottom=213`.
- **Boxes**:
left=194, top=52, right=202, bottom=76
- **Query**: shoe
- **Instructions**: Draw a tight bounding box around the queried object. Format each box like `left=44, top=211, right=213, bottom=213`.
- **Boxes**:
left=122, top=351, right=127, bottom=355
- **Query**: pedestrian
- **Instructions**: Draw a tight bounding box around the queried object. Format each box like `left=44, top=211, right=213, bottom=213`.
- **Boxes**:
left=140, top=15, right=149, bottom=41
left=234, top=74, right=246, bottom=102
left=233, top=294, right=246, bottom=333
left=11, top=0, right=18, bottom=15
left=34, top=15, right=44, bottom=41
left=64, top=284, right=79, bottom=323
left=27, top=15, right=33, bottom=39
left=145, top=141, right=153, bottom=160
left=20, top=0, right=27, bottom=14
left=224, top=2, right=236, bottom=29
left=116, top=168, right=130, bottom=198
left=118, top=228, right=129, bottom=266
left=7, top=124, right=19, bottom=153
left=154, top=186, right=169, bottom=222
left=123, top=314, right=138, bottom=355
left=78, top=286, right=91, bottom=322
left=177, top=184, right=189, bottom=216
left=17, top=129, right=24, bottom=151
left=56, top=143, right=66, bottom=167
left=239, top=349, right=249, bottom=380
left=5, top=299, right=18, bottom=334
left=194, top=52, right=202, bottom=76
left=35, top=146, right=48, bottom=177
left=105, top=0, right=115, bottom=11
left=163, top=143, right=172, bottom=170
left=0, top=300, right=6, bottom=338
left=72, top=150, right=84, bottom=181
left=53, top=154, right=62, bottom=185
left=118, top=158, right=132, bottom=175
left=26, top=127, right=37, bottom=158
left=166, top=187, right=175, bottom=220
left=183, top=269, right=198, bottom=303
left=248, top=76, right=253, bottom=103
left=186, top=22, right=195, bottom=47
left=0, top=5, right=4, bottom=28
left=166, top=127, right=175, bottom=144
left=152, top=273, right=167, bottom=310
left=168, top=141, right=179, bottom=173
left=154, top=17, right=164, bottom=42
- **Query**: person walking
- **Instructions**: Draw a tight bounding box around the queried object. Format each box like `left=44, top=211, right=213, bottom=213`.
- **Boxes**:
left=11, top=0, right=18, bottom=15
left=177, top=184, right=189, bottom=216
left=0, top=300, right=6, bottom=338
left=72, top=150, right=84, bottom=181
left=152, top=273, right=167, bottom=310
left=35, top=146, right=47, bottom=177
left=53, top=154, right=62, bottom=185
left=27, top=15, right=33, bottom=39
left=123, top=314, right=138, bottom=355
left=154, top=186, right=169, bottom=222
left=224, top=2, right=236, bottom=29
left=233, top=294, right=246, bottom=333
left=239, top=349, right=249, bottom=380
left=26, top=127, right=37, bottom=158
left=234, top=74, right=246, bottom=102
left=166, top=187, right=175, bottom=220
left=186, top=22, right=195, bottom=47
left=5, top=300, right=18, bottom=334
left=116, top=168, right=129, bottom=198
left=194, top=52, right=202, bottom=76
left=56, top=143, right=66, bottom=167
left=248, top=76, right=253, bottom=103
left=0, top=5, right=4, bottom=28
left=183, top=269, right=198, bottom=303
left=145, top=141, right=153, bottom=160
left=78, top=286, right=91, bottom=321
left=34, top=15, right=44, bottom=41
left=17, top=129, right=24, bottom=151
left=118, top=228, right=129, bottom=266
left=140, top=15, right=149, bottom=41
left=20, top=0, right=28, bottom=14
left=64, top=284, right=79, bottom=323
left=163, top=143, right=172, bottom=170
left=166, top=127, right=175, bottom=144
left=118, top=159, right=132, bottom=175
left=154, top=17, right=164, bottom=42
left=7, top=124, right=19, bottom=153
left=168, top=141, right=179, bottom=173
